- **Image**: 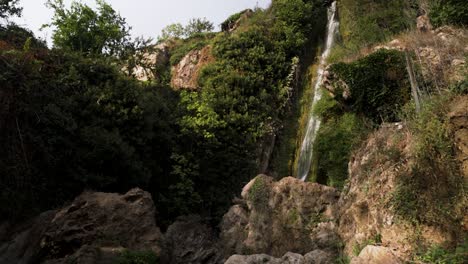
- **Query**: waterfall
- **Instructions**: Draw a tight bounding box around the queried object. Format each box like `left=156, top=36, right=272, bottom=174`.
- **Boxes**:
left=296, top=2, right=339, bottom=181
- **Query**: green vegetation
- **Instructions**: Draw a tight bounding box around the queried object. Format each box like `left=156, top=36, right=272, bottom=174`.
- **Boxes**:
left=415, top=243, right=468, bottom=264
left=116, top=250, right=159, bottom=264
left=311, top=49, right=410, bottom=188
left=0, top=0, right=332, bottom=225
left=248, top=177, right=270, bottom=210
left=44, top=0, right=131, bottom=57
left=160, top=17, right=214, bottom=40
left=429, top=0, right=468, bottom=27
left=391, top=92, right=465, bottom=228
left=329, top=0, right=417, bottom=62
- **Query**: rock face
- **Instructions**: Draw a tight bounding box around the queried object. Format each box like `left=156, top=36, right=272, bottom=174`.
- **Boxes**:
left=350, top=246, right=401, bottom=264
left=221, top=175, right=340, bottom=257
left=449, top=95, right=468, bottom=180
left=225, top=250, right=334, bottom=264
left=129, top=42, right=171, bottom=81
left=171, top=45, right=214, bottom=90
left=164, top=215, right=223, bottom=264
left=0, top=188, right=164, bottom=264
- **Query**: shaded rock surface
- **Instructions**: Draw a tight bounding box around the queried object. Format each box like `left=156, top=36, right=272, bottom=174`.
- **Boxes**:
left=225, top=250, right=334, bottom=264
left=0, top=188, right=164, bottom=264
left=221, top=175, right=340, bottom=257
left=164, top=215, right=223, bottom=264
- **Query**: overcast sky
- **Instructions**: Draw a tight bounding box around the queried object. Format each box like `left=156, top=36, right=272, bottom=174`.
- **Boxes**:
left=12, top=0, right=271, bottom=45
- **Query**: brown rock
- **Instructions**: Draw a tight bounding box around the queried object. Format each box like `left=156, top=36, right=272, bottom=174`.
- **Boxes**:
left=221, top=175, right=340, bottom=257
left=171, top=45, right=214, bottom=90
left=350, top=246, right=401, bottom=264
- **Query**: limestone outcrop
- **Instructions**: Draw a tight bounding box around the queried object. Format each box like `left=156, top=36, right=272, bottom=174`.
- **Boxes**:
left=171, top=45, right=214, bottom=90
left=220, top=175, right=340, bottom=257
left=0, top=188, right=164, bottom=264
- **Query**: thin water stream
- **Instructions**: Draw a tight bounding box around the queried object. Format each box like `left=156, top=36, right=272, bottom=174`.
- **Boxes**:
left=296, top=2, right=339, bottom=181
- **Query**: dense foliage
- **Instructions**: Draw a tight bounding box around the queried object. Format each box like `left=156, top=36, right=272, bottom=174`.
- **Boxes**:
left=311, top=49, right=410, bottom=188
left=45, top=0, right=131, bottom=57
left=429, top=0, right=468, bottom=27
left=0, top=0, right=328, bottom=224
left=0, top=0, right=21, bottom=18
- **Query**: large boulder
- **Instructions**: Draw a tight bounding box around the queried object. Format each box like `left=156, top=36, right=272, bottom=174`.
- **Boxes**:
left=0, top=188, right=164, bottom=264
left=350, top=246, right=401, bottom=264
left=164, top=215, right=223, bottom=264
left=221, top=175, right=340, bottom=257
left=225, top=250, right=334, bottom=264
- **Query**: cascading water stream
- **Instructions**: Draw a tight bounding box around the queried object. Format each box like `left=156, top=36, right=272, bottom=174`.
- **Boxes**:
left=296, top=2, right=339, bottom=181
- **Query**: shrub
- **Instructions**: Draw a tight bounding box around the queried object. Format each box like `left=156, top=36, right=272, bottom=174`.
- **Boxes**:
left=429, top=0, right=468, bottom=27
left=329, top=49, right=411, bottom=123
left=392, top=93, right=465, bottom=227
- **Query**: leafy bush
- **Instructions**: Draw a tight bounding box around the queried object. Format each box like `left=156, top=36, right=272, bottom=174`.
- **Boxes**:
left=429, top=0, right=468, bottom=27
left=391, top=93, right=465, bottom=227
left=415, top=243, right=468, bottom=264
left=329, top=49, right=411, bottom=123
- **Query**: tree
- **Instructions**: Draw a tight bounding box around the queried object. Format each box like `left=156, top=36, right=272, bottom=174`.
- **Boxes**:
left=0, top=0, right=22, bottom=19
left=159, top=18, right=213, bottom=40
left=160, top=23, right=184, bottom=40
left=45, top=0, right=131, bottom=56
left=184, top=17, right=214, bottom=37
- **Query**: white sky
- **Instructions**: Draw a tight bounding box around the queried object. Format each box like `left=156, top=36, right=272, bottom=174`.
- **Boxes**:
left=11, top=0, right=271, bottom=45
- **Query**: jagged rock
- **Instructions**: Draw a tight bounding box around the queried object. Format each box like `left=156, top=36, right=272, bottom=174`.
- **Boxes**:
left=224, top=250, right=334, bottom=264
left=449, top=95, right=468, bottom=180
left=171, top=45, right=213, bottom=90
left=164, top=215, right=223, bottom=264
left=0, top=189, right=164, bottom=264
left=221, top=9, right=254, bottom=32
left=350, top=246, right=401, bottom=264
left=322, top=66, right=351, bottom=100
left=221, top=175, right=340, bottom=257
left=0, top=211, right=56, bottom=264
left=303, top=250, right=334, bottom=264
left=416, top=15, right=432, bottom=32
left=126, top=42, right=171, bottom=81
left=337, top=120, right=465, bottom=259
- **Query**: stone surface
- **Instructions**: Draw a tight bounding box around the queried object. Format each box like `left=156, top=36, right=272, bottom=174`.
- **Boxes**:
left=128, top=42, right=171, bottom=81
left=221, top=175, right=340, bottom=257
left=165, top=215, right=223, bottom=264
left=350, top=246, right=401, bottom=264
left=0, top=189, right=164, bottom=264
left=171, top=45, right=214, bottom=90
left=224, top=250, right=334, bottom=264
left=449, top=95, right=468, bottom=180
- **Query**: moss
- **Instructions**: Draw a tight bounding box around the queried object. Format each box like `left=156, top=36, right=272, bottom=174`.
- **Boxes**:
left=248, top=177, right=270, bottom=210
